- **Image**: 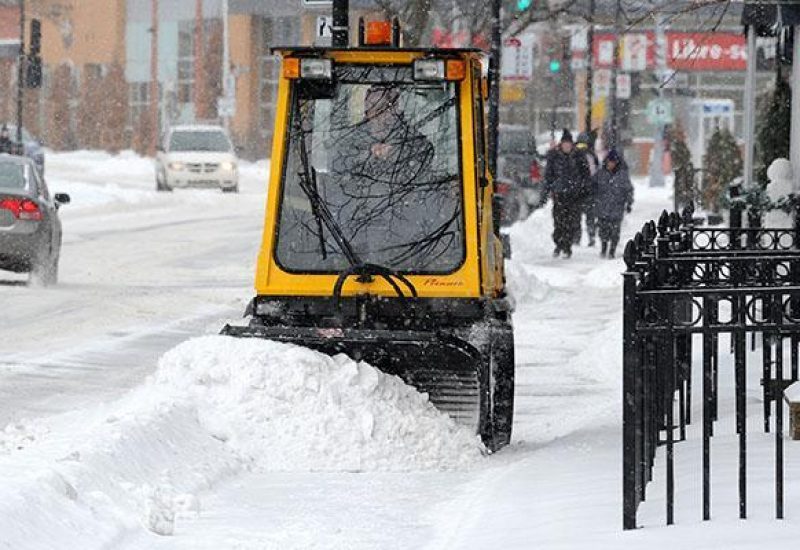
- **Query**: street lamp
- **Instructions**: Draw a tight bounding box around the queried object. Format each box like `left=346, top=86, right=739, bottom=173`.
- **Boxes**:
left=549, top=56, right=561, bottom=141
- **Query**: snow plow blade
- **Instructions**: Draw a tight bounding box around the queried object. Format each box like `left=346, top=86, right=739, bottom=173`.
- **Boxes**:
left=220, top=324, right=484, bottom=428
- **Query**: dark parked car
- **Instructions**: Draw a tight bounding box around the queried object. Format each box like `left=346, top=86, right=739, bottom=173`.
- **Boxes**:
left=3, top=125, right=45, bottom=175
left=497, top=124, right=543, bottom=222
left=0, top=155, right=69, bottom=285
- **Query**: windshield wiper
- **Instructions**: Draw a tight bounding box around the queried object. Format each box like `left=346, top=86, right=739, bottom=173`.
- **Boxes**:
left=292, top=102, right=418, bottom=303
left=293, top=108, right=361, bottom=267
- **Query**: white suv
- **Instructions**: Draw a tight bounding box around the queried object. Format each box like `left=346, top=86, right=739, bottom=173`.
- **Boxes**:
left=156, top=125, right=239, bottom=193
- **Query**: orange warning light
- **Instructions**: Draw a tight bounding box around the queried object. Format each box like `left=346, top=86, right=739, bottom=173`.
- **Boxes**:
left=365, top=21, right=393, bottom=46
left=446, top=60, right=466, bottom=81
left=283, top=58, right=300, bottom=79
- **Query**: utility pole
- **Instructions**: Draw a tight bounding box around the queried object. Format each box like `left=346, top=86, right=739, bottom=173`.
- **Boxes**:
left=222, top=0, right=231, bottom=130
left=194, top=0, right=205, bottom=120
left=649, top=14, right=666, bottom=187
left=584, top=0, right=595, bottom=133
left=742, top=23, right=756, bottom=190
left=550, top=65, right=557, bottom=142
left=16, top=0, right=25, bottom=148
left=487, top=0, right=501, bottom=178
left=149, top=0, right=159, bottom=156
left=332, top=0, right=349, bottom=47
left=608, top=0, right=621, bottom=151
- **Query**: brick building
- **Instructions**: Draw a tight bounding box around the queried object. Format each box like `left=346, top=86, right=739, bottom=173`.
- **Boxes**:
left=0, top=0, right=381, bottom=157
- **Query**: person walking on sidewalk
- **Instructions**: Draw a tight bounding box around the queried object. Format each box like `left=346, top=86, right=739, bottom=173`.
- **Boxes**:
left=0, top=125, right=13, bottom=154
left=544, top=129, right=590, bottom=258
left=574, top=130, right=599, bottom=247
left=594, top=149, right=634, bottom=259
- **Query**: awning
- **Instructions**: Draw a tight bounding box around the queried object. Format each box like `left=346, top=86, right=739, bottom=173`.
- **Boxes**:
left=742, top=1, right=800, bottom=36
left=0, top=39, right=20, bottom=60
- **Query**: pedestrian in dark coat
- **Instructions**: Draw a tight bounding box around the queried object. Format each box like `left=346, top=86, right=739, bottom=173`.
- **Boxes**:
left=594, top=149, right=634, bottom=258
left=574, top=131, right=599, bottom=247
left=544, top=129, right=590, bottom=258
left=0, top=125, right=12, bottom=154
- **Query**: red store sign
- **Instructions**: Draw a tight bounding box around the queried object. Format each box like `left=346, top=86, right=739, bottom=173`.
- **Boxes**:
left=591, top=32, right=747, bottom=71
left=667, top=33, right=747, bottom=71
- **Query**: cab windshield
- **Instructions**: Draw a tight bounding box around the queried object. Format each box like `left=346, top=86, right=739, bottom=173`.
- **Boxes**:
left=275, top=64, right=464, bottom=274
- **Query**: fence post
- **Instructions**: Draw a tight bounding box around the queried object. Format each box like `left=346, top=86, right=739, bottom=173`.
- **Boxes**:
left=623, top=242, right=640, bottom=530
left=747, top=208, right=762, bottom=250
left=729, top=179, right=743, bottom=250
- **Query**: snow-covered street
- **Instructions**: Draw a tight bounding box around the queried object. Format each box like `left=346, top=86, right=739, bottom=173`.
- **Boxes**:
left=1, top=153, right=798, bottom=549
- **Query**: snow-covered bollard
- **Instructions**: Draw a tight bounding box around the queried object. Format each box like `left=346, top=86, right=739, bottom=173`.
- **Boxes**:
left=786, top=382, right=800, bottom=441
left=765, top=158, right=793, bottom=228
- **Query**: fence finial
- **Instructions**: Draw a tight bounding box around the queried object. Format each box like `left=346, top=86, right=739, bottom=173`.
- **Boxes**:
left=669, top=212, right=681, bottom=231
left=634, top=231, right=644, bottom=253
left=642, top=222, right=654, bottom=244
left=658, top=211, right=670, bottom=236
left=624, top=240, right=636, bottom=270
left=682, top=202, right=695, bottom=225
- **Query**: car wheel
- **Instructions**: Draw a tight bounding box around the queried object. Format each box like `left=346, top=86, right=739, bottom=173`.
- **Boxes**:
left=222, top=185, right=239, bottom=194
left=30, top=252, right=58, bottom=287
left=156, top=171, right=172, bottom=192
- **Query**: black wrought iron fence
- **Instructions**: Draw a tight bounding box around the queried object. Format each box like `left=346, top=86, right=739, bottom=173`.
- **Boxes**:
left=622, top=205, right=800, bottom=530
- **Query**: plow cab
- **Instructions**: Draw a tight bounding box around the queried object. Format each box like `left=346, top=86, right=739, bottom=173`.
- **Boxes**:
left=223, top=31, right=515, bottom=451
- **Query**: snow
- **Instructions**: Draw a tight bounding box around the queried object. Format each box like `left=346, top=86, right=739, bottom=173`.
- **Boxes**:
left=2, top=156, right=799, bottom=548
left=786, top=382, right=800, bottom=403
left=153, top=336, right=483, bottom=472
left=0, top=337, right=480, bottom=548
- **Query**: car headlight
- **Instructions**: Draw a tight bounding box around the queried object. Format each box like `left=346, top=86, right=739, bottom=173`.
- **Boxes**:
left=168, top=161, right=185, bottom=171
left=220, top=161, right=236, bottom=172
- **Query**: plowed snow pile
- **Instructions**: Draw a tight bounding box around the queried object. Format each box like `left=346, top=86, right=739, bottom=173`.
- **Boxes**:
left=153, top=336, right=483, bottom=471
left=0, top=337, right=482, bottom=548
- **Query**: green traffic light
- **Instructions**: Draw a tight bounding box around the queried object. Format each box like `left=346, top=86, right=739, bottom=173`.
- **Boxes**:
left=549, top=59, right=561, bottom=73
left=517, top=0, right=533, bottom=10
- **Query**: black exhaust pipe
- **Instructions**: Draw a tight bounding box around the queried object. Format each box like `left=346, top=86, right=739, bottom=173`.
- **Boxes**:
left=332, top=0, right=349, bottom=47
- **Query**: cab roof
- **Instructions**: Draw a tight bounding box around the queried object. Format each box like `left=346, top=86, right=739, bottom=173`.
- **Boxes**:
left=272, top=46, right=483, bottom=56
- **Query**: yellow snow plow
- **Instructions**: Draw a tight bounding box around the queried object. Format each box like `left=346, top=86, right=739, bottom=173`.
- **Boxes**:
left=223, top=21, right=514, bottom=450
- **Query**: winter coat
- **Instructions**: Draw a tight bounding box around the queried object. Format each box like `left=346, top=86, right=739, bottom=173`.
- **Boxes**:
left=0, top=136, right=12, bottom=154
left=543, top=148, right=591, bottom=197
left=593, top=163, right=634, bottom=220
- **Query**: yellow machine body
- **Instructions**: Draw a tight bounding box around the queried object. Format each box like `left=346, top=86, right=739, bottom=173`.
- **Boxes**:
left=254, top=48, right=506, bottom=301
left=224, top=45, right=515, bottom=451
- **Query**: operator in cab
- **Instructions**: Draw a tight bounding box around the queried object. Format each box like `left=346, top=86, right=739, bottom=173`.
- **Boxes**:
left=333, top=84, right=434, bottom=189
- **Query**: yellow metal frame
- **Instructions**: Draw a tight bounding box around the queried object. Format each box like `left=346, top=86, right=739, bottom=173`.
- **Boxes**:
left=254, top=49, right=504, bottom=300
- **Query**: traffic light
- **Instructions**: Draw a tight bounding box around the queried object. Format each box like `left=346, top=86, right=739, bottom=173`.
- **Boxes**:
left=517, top=0, right=533, bottom=10
left=29, top=19, right=41, bottom=56
left=549, top=59, right=561, bottom=73
left=26, top=19, right=42, bottom=88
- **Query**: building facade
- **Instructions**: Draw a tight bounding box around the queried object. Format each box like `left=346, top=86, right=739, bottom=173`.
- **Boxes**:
left=0, top=0, right=384, bottom=156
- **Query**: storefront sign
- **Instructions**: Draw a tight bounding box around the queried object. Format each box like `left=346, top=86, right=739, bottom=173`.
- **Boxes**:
left=502, top=34, right=535, bottom=81
left=593, top=31, right=748, bottom=72
left=667, top=32, right=747, bottom=71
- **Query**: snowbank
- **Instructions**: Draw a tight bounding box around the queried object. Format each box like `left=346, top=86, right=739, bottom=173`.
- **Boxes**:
left=0, top=337, right=481, bottom=548
left=43, top=150, right=270, bottom=214
left=153, top=336, right=483, bottom=472
left=505, top=203, right=556, bottom=266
